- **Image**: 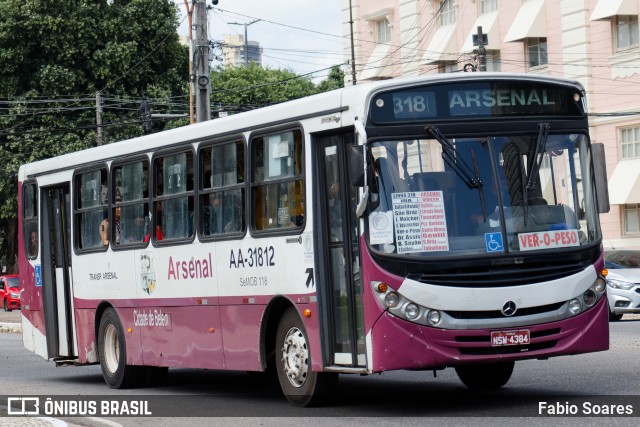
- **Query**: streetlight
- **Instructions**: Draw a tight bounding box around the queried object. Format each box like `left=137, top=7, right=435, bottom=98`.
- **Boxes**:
left=229, top=19, right=261, bottom=66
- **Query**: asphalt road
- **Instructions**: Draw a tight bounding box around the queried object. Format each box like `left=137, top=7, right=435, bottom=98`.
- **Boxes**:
left=1, top=312, right=640, bottom=427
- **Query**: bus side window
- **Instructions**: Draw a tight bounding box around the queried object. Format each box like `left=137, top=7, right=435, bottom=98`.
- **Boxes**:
left=23, top=182, right=39, bottom=258
left=154, top=150, right=194, bottom=241
left=112, top=160, right=149, bottom=246
left=74, top=168, right=108, bottom=250
left=198, top=140, right=245, bottom=239
left=251, top=129, right=304, bottom=232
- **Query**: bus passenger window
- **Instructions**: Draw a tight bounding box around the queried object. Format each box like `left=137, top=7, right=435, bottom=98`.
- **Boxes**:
left=112, top=160, right=150, bottom=247
left=153, top=151, right=194, bottom=241
left=251, top=129, right=304, bottom=232
left=198, top=140, right=246, bottom=238
left=74, top=168, right=108, bottom=250
left=23, top=183, right=39, bottom=259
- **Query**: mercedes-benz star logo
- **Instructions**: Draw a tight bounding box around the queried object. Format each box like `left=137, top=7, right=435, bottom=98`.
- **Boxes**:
left=501, top=301, right=517, bottom=317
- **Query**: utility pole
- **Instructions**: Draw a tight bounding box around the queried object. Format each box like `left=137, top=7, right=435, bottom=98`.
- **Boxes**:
left=193, top=0, right=211, bottom=122
left=183, top=0, right=195, bottom=124
left=348, top=0, right=356, bottom=85
left=229, top=19, right=260, bottom=66
left=95, top=91, right=103, bottom=146
left=473, top=26, right=487, bottom=72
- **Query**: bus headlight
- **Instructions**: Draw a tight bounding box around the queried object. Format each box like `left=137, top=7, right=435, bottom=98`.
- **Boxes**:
left=371, top=281, right=443, bottom=327
left=583, top=290, right=596, bottom=306
left=427, top=310, right=441, bottom=326
left=594, top=277, right=606, bottom=293
left=384, top=292, right=400, bottom=308
left=568, top=299, right=581, bottom=315
left=404, top=303, right=419, bottom=320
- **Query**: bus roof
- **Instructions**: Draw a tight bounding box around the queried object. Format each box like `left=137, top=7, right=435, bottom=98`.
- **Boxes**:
left=18, top=72, right=585, bottom=180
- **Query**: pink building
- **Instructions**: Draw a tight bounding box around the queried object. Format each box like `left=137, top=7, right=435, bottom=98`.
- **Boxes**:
left=342, top=0, right=640, bottom=249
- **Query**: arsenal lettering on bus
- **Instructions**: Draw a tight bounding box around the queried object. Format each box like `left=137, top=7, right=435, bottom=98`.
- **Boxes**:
left=167, top=253, right=214, bottom=280
left=449, top=89, right=556, bottom=109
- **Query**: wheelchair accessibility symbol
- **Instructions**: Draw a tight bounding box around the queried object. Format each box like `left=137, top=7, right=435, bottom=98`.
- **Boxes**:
left=484, top=232, right=504, bottom=252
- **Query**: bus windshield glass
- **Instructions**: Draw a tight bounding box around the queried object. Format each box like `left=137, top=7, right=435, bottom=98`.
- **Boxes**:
left=367, top=132, right=600, bottom=256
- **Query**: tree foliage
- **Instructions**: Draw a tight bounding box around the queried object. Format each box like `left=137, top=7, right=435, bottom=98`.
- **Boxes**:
left=317, top=66, right=345, bottom=93
left=0, top=0, right=345, bottom=272
left=209, top=64, right=344, bottom=116
left=0, top=0, right=188, bottom=272
left=210, top=64, right=316, bottom=113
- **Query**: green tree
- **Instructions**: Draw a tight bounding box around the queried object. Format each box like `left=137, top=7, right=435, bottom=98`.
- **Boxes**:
left=0, top=0, right=188, bottom=272
left=209, top=64, right=319, bottom=115
left=317, top=66, right=345, bottom=92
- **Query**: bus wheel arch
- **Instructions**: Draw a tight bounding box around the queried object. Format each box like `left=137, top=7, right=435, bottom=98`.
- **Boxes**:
left=261, top=296, right=293, bottom=373
left=97, top=306, right=142, bottom=389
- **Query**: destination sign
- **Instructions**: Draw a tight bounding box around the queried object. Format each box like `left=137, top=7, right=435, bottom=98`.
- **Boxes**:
left=370, top=81, right=584, bottom=123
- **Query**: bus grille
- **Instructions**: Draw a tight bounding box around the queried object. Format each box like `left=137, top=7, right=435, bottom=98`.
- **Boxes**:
left=446, top=303, right=565, bottom=320
left=406, top=260, right=586, bottom=287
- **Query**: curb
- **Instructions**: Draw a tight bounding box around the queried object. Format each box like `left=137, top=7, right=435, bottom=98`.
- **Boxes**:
left=0, top=322, right=21, bottom=333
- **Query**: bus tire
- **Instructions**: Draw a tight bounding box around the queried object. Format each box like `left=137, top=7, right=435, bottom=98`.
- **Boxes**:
left=455, top=361, right=514, bottom=390
left=98, top=308, right=141, bottom=389
left=275, top=307, right=337, bottom=407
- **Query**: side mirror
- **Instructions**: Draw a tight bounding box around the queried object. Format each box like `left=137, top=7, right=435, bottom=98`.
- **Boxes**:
left=592, top=143, right=610, bottom=213
left=349, top=145, right=364, bottom=187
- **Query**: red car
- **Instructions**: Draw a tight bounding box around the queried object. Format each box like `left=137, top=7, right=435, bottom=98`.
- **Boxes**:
left=0, top=274, right=20, bottom=312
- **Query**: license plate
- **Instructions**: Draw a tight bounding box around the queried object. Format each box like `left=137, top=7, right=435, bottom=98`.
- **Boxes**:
left=490, top=329, right=530, bottom=347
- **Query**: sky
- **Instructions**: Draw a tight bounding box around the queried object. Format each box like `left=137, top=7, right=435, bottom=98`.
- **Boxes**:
left=173, top=0, right=345, bottom=81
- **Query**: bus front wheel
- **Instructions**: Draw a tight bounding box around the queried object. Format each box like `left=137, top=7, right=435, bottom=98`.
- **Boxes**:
left=98, top=308, right=142, bottom=389
left=455, top=361, right=515, bottom=390
left=275, top=307, right=337, bottom=407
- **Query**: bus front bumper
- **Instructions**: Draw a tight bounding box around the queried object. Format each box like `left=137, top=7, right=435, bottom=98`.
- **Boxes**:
left=368, top=296, right=609, bottom=372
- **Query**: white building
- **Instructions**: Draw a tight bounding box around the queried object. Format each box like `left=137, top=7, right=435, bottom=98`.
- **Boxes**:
left=222, top=34, right=263, bottom=68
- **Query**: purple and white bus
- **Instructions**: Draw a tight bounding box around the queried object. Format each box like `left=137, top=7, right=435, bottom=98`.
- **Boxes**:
left=18, top=73, right=610, bottom=406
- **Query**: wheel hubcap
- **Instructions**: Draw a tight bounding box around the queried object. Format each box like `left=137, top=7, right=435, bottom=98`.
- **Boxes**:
left=281, top=326, right=309, bottom=388
left=103, top=324, right=120, bottom=375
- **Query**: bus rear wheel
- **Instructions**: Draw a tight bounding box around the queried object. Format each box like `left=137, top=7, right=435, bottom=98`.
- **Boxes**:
left=275, top=307, right=337, bottom=407
left=98, top=308, right=142, bottom=389
left=455, top=361, right=514, bottom=390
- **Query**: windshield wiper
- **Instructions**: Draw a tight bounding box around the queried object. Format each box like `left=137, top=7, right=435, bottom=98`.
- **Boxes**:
left=426, top=126, right=483, bottom=189
left=526, top=123, right=550, bottom=191
left=426, top=126, right=487, bottom=220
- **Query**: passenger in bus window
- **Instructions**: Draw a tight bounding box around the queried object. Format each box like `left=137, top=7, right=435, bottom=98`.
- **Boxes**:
left=154, top=203, right=164, bottom=241
left=128, top=212, right=148, bottom=243
left=29, top=230, right=38, bottom=257
left=99, top=210, right=109, bottom=246
left=203, top=194, right=223, bottom=235
left=114, top=206, right=121, bottom=244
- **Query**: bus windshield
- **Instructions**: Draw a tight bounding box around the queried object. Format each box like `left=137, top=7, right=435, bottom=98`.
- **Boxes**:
left=367, top=132, right=601, bottom=256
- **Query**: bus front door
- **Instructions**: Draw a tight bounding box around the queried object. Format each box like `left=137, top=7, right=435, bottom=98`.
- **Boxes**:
left=315, top=133, right=365, bottom=368
left=41, top=185, right=76, bottom=360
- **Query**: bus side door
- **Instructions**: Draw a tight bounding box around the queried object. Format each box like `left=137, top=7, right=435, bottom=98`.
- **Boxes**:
left=314, top=131, right=366, bottom=368
left=41, top=184, right=77, bottom=360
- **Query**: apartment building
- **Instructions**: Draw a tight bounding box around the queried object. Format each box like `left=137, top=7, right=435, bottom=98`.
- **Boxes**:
left=222, top=34, right=263, bottom=68
left=342, top=0, right=640, bottom=249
